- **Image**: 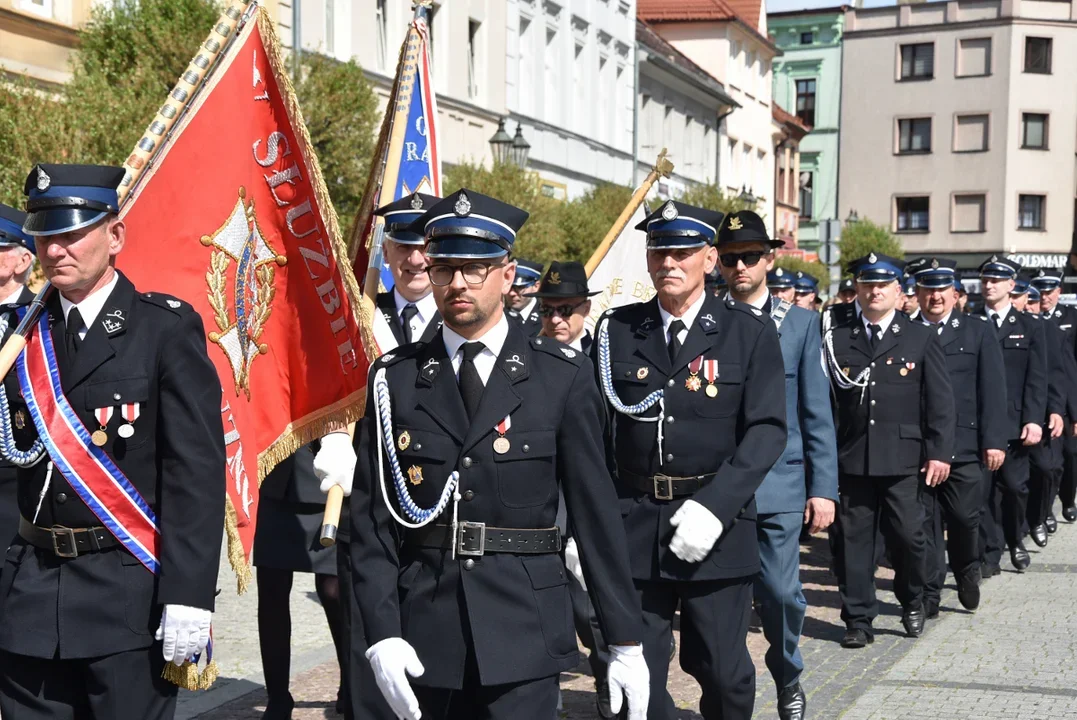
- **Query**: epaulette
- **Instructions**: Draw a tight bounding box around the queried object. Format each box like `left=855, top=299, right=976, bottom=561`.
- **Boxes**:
left=139, top=292, right=193, bottom=315
left=723, top=297, right=768, bottom=324
left=531, top=336, right=583, bottom=365
left=375, top=342, right=425, bottom=368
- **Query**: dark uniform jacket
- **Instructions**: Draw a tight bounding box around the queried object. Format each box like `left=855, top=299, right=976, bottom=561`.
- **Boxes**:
left=826, top=304, right=955, bottom=476
left=375, top=291, right=442, bottom=347
left=507, top=299, right=542, bottom=337
left=924, top=312, right=1008, bottom=463
left=350, top=322, right=642, bottom=689
left=977, top=307, right=1048, bottom=440
left=0, top=273, right=226, bottom=659
left=1043, top=305, right=1077, bottom=423
left=0, top=287, right=36, bottom=543
left=593, top=294, right=787, bottom=582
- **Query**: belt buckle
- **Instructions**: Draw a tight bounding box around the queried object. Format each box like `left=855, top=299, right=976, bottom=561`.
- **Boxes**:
left=456, top=521, right=486, bottom=557
left=51, top=527, right=78, bottom=559
left=653, top=473, right=674, bottom=501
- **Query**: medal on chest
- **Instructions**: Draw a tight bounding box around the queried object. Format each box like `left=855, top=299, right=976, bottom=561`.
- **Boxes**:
left=704, top=360, right=719, bottom=397
left=118, top=402, right=140, bottom=439
left=685, top=355, right=703, bottom=392
left=493, top=415, right=511, bottom=454
left=92, top=406, right=113, bottom=447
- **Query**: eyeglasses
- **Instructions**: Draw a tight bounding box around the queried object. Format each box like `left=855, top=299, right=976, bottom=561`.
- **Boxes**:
left=538, top=300, right=588, bottom=318
left=427, top=262, right=506, bottom=287
left=719, top=251, right=767, bottom=268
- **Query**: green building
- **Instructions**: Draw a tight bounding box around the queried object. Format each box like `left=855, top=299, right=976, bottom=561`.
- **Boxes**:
left=769, top=6, right=846, bottom=253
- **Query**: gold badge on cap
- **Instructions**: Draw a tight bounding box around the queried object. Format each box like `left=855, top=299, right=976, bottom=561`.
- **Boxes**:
left=548, top=272, right=561, bottom=285
left=728, top=216, right=743, bottom=231
left=397, top=431, right=411, bottom=451
left=407, top=465, right=423, bottom=486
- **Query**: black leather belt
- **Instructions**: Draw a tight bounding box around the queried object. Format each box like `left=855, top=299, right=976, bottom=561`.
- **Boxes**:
left=406, top=523, right=562, bottom=557
left=620, top=470, right=717, bottom=501
left=19, top=516, right=119, bottom=558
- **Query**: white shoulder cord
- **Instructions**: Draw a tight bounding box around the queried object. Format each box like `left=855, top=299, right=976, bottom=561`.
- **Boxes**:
left=822, top=310, right=870, bottom=404
left=0, top=315, right=46, bottom=467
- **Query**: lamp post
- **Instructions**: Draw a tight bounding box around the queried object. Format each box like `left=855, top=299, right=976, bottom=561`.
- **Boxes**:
left=510, top=123, right=531, bottom=168
left=738, top=185, right=756, bottom=207
left=488, top=118, right=513, bottom=165
left=846, top=208, right=860, bottom=225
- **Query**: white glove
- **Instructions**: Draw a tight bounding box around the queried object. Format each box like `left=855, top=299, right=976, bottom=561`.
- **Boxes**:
left=315, top=431, right=356, bottom=497
left=668, top=499, right=723, bottom=563
left=155, top=604, right=212, bottom=666
left=564, top=537, right=586, bottom=591
left=607, top=644, right=650, bottom=720
left=365, top=637, right=425, bottom=720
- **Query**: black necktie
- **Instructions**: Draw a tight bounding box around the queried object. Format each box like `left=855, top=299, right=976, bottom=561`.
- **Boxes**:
left=991, top=312, right=1002, bottom=329
left=869, top=323, right=882, bottom=350
left=400, top=304, right=418, bottom=344
left=458, top=342, right=486, bottom=420
left=667, top=319, right=685, bottom=364
left=65, top=307, right=84, bottom=358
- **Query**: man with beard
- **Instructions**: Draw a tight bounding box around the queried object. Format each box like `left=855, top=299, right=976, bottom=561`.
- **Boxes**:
left=350, top=189, right=650, bottom=720
left=907, top=256, right=1006, bottom=616
left=717, top=211, right=836, bottom=720
left=793, top=272, right=818, bottom=310
left=505, top=258, right=544, bottom=336
left=594, top=201, right=787, bottom=719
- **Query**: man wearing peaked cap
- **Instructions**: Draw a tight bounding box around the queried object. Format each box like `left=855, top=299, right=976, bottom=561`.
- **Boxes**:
left=954, top=277, right=969, bottom=313
left=794, top=272, right=818, bottom=310
left=822, top=252, right=955, bottom=648
left=1030, top=268, right=1077, bottom=525
left=909, top=256, right=1006, bottom=617
left=903, top=277, right=920, bottom=320
left=505, top=258, right=544, bottom=337
left=976, top=255, right=1047, bottom=574
left=768, top=268, right=796, bottom=304
left=596, top=202, right=787, bottom=719
left=0, top=165, right=225, bottom=719
left=353, top=188, right=650, bottom=720
left=837, top=277, right=857, bottom=304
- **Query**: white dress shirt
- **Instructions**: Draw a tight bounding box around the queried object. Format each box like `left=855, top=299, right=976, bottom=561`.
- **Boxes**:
left=443, top=313, right=510, bottom=386
left=59, top=271, right=119, bottom=341
left=921, top=310, right=953, bottom=327
left=855, top=300, right=896, bottom=340
left=987, top=303, right=1012, bottom=326
left=658, top=291, right=707, bottom=346
left=517, top=296, right=538, bottom=321
left=0, top=287, right=24, bottom=306
left=394, top=288, right=437, bottom=340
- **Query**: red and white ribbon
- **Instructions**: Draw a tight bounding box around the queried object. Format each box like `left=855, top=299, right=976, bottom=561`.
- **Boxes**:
left=121, top=403, right=140, bottom=423
left=495, top=415, right=511, bottom=435
left=704, top=360, right=719, bottom=384
left=95, top=407, right=115, bottom=427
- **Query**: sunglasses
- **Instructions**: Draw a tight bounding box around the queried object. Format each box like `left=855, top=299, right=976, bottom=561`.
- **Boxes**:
left=538, top=300, right=588, bottom=318
left=719, top=251, right=768, bottom=268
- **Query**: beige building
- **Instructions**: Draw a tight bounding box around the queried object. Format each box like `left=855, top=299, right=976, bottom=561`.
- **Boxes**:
left=0, top=0, right=88, bottom=87
left=839, top=0, right=1077, bottom=270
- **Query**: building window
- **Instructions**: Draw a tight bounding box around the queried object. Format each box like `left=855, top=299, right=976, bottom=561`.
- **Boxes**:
left=1021, top=113, right=1048, bottom=149
left=956, top=37, right=991, bottom=77
left=1018, top=194, right=1045, bottom=229
left=952, top=194, right=986, bottom=233
left=896, top=196, right=930, bottom=232
left=799, top=172, right=813, bottom=219
left=954, top=114, right=989, bottom=152
left=800, top=31, right=813, bottom=45
left=897, top=118, right=932, bottom=154
left=1024, top=37, right=1052, bottom=74
left=375, top=0, right=388, bottom=70
left=467, top=20, right=481, bottom=100
left=544, top=27, right=560, bottom=125
left=795, top=79, right=815, bottom=126
left=17, top=0, right=52, bottom=18
left=900, top=43, right=934, bottom=80
left=325, top=0, right=335, bottom=55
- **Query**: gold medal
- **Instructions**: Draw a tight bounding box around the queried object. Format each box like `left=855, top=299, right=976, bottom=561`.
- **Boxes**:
left=397, top=431, right=411, bottom=451
left=705, top=384, right=718, bottom=398
left=91, top=429, right=108, bottom=447
left=407, top=465, right=423, bottom=486
left=685, top=375, right=702, bottom=392
left=493, top=437, right=510, bottom=454
left=900, top=368, right=908, bottom=377
left=637, top=367, right=649, bottom=380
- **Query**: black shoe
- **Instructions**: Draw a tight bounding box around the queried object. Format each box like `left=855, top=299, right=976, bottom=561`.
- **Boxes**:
left=841, top=628, right=874, bottom=648
left=924, top=599, right=940, bottom=619
left=958, top=568, right=981, bottom=610
left=1031, top=524, right=1049, bottom=548
left=1046, top=513, right=1058, bottom=534
left=902, top=609, right=925, bottom=638
left=777, top=682, right=806, bottom=720
left=669, top=634, right=677, bottom=662
left=262, top=693, right=295, bottom=720
left=595, top=677, right=614, bottom=719
left=1063, top=505, right=1077, bottom=523
left=1010, top=542, right=1031, bottom=572
left=981, top=561, right=1000, bottom=579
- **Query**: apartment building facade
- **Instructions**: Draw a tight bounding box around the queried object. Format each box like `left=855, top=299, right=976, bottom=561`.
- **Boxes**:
left=839, top=0, right=1077, bottom=270
left=0, top=0, right=88, bottom=87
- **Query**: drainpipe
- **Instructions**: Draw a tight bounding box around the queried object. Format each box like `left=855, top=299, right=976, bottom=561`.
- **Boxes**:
left=293, top=0, right=302, bottom=78
left=715, top=106, right=735, bottom=188
left=632, top=43, right=641, bottom=187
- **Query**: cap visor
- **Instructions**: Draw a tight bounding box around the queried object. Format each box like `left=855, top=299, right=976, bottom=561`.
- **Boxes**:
left=23, top=208, right=109, bottom=237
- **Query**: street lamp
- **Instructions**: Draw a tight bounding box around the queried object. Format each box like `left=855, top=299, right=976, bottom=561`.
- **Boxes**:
left=510, top=123, right=531, bottom=168
left=738, top=185, right=756, bottom=205
left=488, top=117, right=513, bottom=165
left=846, top=209, right=860, bottom=225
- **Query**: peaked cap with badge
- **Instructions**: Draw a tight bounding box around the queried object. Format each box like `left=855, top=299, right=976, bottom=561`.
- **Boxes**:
left=0, top=203, right=35, bottom=253
left=531, top=261, right=599, bottom=298
left=794, top=271, right=819, bottom=294
left=850, top=252, right=905, bottom=283
left=22, top=164, right=124, bottom=237
left=767, top=267, right=796, bottom=289
left=407, top=188, right=529, bottom=260
left=635, top=200, right=724, bottom=249
left=978, top=254, right=1020, bottom=280
left=907, top=256, right=957, bottom=289
left=1029, top=267, right=1063, bottom=290
left=373, top=192, right=441, bottom=245
left=512, top=258, right=544, bottom=288
left=716, top=210, right=783, bottom=248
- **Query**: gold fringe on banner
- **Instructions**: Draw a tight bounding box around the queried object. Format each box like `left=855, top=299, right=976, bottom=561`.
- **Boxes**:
left=224, top=497, right=252, bottom=594
left=162, top=659, right=201, bottom=690
left=258, top=390, right=367, bottom=480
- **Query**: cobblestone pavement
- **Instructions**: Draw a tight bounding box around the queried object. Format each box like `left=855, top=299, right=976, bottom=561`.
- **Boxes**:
left=184, top=503, right=1077, bottom=719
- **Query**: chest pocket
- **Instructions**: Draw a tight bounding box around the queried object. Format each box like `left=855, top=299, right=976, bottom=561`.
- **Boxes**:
left=943, top=344, right=977, bottom=372
left=394, top=426, right=458, bottom=507
left=693, top=363, right=742, bottom=419
left=84, top=377, right=151, bottom=453
left=609, top=360, right=658, bottom=406
left=1003, top=336, right=1029, bottom=351
left=493, top=429, right=556, bottom=508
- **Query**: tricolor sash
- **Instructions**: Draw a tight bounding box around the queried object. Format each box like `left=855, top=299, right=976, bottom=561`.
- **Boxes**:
left=15, top=311, right=160, bottom=573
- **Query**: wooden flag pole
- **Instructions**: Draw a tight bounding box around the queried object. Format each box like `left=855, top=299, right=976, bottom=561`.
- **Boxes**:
left=584, top=149, right=674, bottom=278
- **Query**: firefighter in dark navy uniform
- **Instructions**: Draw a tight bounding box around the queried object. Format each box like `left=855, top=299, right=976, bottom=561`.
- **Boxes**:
left=505, top=258, right=543, bottom=337
left=908, top=256, right=1006, bottom=617
left=594, top=202, right=788, bottom=720
left=823, top=253, right=954, bottom=649
left=350, top=189, right=650, bottom=720
left=0, top=164, right=225, bottom=719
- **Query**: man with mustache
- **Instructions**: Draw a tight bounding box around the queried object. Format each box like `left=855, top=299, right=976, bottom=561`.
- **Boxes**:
left=907, top=256, right=1005, bottom=617
left=350, top=189, right=650, bottom=720
left=716, top=211, right=837, bottom=720
left=594, top=201, right=787, bottom=719
left=823, top=253, right=954, bottom=648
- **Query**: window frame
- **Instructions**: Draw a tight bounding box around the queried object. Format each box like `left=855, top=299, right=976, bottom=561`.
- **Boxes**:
left=800, top=31, right=813, bottom=45
left=898, top=42, right=935, bottom=81
left=1017, top=194, right=1046, bottom=231
left=799, top=171, right=814, bottom=220
left=795, top=78, right=816, bottom=127
left=955, top=36, right=992, bottom=78
left=951, top=192, right=987, bottom=234
left=1024, top=36, right=1052, bottom=74
left=952, top=112, right=990, bottom=153
left=1020, top=112, right=1049, bottom=150
left=894, top=195, right=931, bottom=233
left=896, top=116, right=933, bottom=155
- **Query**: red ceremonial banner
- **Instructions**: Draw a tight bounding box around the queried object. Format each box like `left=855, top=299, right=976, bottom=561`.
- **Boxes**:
left=118, top=9, right=367, bottom=588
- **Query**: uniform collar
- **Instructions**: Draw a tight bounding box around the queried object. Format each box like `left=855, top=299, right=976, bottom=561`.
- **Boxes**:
left=0, top=286, right=25, bottom=306
left=856, top=300, right=896, bottom=334
left=394, top=287, right=437, bottom=323
left=59, top=270, right=119, bottom=329
left=987, top=302, right=1012, bottom=323
left=442, top=312, right=510, bottom=364
left=921, top=309, right=953, bottom=326
left=517, top=296, right=537, bottom=320
left=658, top=290, right=706, bottom=335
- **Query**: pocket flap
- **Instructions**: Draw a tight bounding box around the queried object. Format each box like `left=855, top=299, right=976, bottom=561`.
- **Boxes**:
left=716, top=363, right=742, bottom=385
left=899, top=423, right=923, bottom=439
left=957, top=414, right=977, bottom=429
left=612, top=361, right=651, bottom=384
left=84, top=377, right=149, bottom=411
left=492, top=430, right=556, bottom=462
left=1003, top=337, right=1028, bottom=350
left=396, top=427, right=457, bottom=461
left=523, top=556, right=568, bottom=589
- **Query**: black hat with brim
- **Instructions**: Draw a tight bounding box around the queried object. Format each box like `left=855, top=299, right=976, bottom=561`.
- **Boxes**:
left=530, top=261, right=600, bottom=298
